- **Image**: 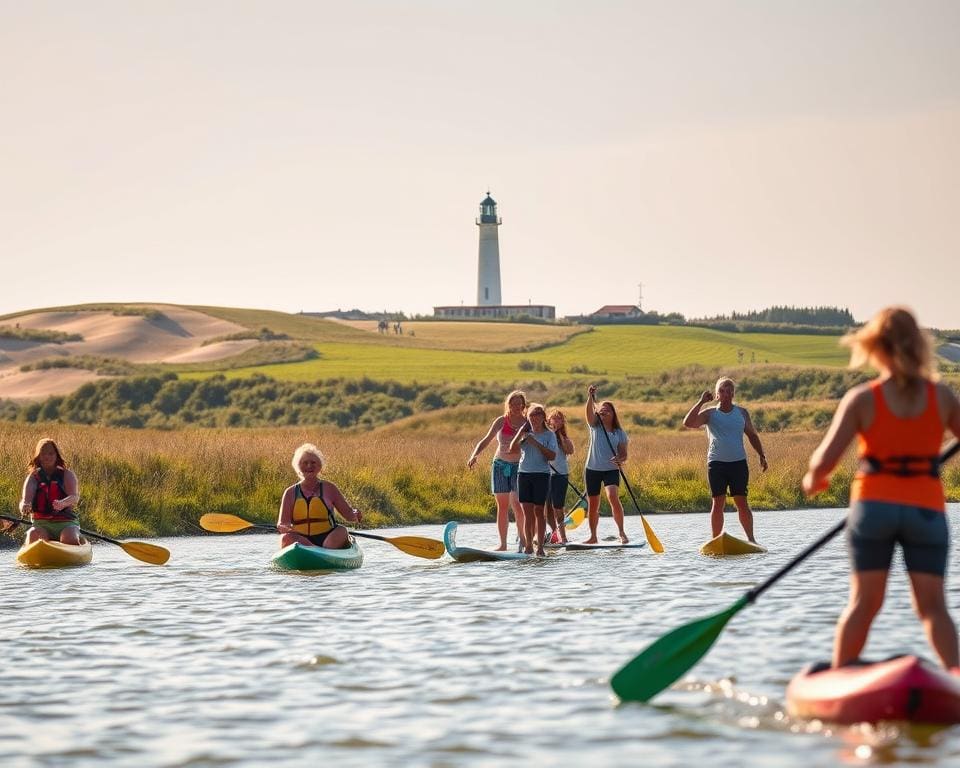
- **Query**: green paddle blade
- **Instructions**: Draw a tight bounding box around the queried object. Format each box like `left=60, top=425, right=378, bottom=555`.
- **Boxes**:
left=610, top=596, right=748, bottom=702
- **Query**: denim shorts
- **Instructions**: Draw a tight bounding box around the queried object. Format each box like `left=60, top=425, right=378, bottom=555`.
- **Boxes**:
left=847, top=499, right=949, bottom=576
left=491, top=459, right=519, bottom=494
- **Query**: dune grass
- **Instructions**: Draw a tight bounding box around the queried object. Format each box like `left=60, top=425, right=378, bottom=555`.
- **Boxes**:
left=5, top=418, right=955, bottom=542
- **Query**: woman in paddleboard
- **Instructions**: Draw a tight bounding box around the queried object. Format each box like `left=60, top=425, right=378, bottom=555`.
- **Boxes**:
left=803, top=307, right=960, bottom=669
left=683, top=377, right=768, bottom=543
left=467, top=389, right=528, bottom=551
left=584, top=384, right=629, bottom=544
left=545, top=408, right=575, bottom=544
left=509, top=403, right=558, bottom=555
left=277, top=443, right=362, bottom=550
left=3, top=438, right=82, bottom=545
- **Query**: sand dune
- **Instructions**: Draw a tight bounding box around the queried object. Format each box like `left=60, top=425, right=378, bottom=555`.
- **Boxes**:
left=0, top=305, right=253, bottom=400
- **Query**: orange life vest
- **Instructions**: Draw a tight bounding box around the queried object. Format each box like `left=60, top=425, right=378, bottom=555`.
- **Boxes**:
left=851, top=380, right=945, bottom=511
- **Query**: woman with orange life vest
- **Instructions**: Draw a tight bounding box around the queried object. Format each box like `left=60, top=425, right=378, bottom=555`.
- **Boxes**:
left=277, top=443, right=362, bottom=550
left=2, top=438, right=82, bottom=544
left=803, top=307, right=960, bottom=669
left=467, top=389, right=528, bottom=551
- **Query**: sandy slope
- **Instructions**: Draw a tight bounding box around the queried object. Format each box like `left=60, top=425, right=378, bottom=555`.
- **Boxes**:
left=0, top=305, right=250, bottom=400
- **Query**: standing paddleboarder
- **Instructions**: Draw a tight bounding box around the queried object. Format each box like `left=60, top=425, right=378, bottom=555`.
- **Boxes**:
left=683, top=377, right=767, bottom=543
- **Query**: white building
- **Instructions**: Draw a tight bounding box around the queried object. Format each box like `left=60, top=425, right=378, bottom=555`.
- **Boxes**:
left=434, top=193, right=555, bottom=321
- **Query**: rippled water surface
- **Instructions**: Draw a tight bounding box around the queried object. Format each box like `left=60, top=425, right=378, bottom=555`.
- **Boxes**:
left=3, top=507, right=960, bottom=767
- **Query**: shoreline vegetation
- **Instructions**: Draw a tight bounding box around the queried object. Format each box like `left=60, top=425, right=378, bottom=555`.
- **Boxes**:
left=2, top=422, right=959, bottom=543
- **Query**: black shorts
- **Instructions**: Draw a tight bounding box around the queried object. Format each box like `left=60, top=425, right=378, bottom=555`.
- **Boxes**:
left=585, top=468, right=620, bottom=496
left=708, top=459, right=749, bottom=497
left=306, top=529, right=335, bottom=547
left=518, top=472, right=550, bottom=506
left=847, top=500, right=949, bottom=576
left=547, top=474, right=569, bottom=509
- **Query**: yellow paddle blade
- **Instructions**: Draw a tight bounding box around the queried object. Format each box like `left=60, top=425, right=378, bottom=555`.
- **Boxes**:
left=387, top=536, right=445, bottom=559
left=641, top=515, right=664, bottom=553
left=565, top=506, right=587, bottom=530
left=349, top=531, right=445, bottom=559
left=120, top=541, right=171, bottom=565
left=199, top=513, right=257, bottom=533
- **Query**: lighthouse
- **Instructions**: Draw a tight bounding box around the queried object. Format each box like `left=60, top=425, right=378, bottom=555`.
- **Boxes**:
left=476, top=192, right=502, bottom=306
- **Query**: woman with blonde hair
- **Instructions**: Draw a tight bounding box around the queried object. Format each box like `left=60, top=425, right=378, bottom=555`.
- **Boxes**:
left=467, top=390, right=528, bottom=550
left=803, top=307, right=960, bottom=668
left=509, top=402, right=558, bottom=555
left=277, top=443, right=362, bottom=550
left=3, top=438, right=82, bottom=545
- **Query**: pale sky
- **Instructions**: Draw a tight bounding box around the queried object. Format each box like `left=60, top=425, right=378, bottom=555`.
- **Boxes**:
left=2, top=1, right=959, bottom=326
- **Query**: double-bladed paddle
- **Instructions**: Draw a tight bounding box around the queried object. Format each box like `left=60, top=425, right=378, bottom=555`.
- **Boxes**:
left=610, top=439, right=960, bottom=703
left=0, top=514, right=170, bottom=565
left=593, top=415, right=664, bottom=553
left=198, top=512, right=445, bottom=560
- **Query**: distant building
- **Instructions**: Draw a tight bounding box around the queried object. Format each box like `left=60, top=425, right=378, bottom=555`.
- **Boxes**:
left=434, top=193, right=555, bottom=321
left=589, top=305, right=643, bottom=319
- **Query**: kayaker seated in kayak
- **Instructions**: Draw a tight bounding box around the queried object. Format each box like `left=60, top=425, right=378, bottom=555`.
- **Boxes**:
left=2, top=438, right=82, bottom=545
left=803, top=306, right=960, bottom=670
left=276, top=443, right=362, bottom=550
left=682, top=377, right=767, bottom=544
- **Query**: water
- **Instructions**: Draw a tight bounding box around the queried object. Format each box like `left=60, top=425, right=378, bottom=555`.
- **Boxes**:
left=2, top=507, right=960, bottom=767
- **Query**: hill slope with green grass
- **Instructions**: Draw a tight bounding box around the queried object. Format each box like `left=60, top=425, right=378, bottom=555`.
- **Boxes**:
left=198, top=324, right=851, bottom=384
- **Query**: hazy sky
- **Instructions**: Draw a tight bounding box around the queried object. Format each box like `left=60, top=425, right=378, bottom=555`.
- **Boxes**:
left=3, top=1, right=959, bottom=326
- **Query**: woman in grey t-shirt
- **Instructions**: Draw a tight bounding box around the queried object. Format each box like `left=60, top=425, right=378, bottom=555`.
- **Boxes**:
left=584, top=384, right=630, bottom=544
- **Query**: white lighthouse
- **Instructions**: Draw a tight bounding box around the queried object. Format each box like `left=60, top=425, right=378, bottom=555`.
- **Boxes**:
left=476, top=192, right=502, bottom=306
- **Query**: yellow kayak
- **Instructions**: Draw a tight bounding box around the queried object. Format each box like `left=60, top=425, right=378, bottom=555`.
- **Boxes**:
left=699, top=532, right=766, bottom=556
left=16, top=538, right=93, bottom=568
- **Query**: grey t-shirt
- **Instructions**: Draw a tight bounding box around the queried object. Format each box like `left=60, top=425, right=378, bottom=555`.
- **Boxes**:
left=586, top=423, right=628, bottom=471
left=705, top=406, right=748, bottom=463
left=519, top=428, right=559, bottom=474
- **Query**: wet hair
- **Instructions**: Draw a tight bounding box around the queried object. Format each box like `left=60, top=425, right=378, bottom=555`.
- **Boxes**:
left=842, top=306, right=935, bottom=389
left=598, top=400, right=622, bottom=431
left=28, top=438, right=66, bottom=472
left=291, top=443, right=325, bottom=479
left=546, top=408, right=568, bottom=438
left=715, top=377, right=736, bottom=394
left=503, top=389, right=527, bottom=417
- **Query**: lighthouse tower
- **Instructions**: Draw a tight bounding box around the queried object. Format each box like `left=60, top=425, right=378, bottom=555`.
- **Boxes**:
left=476, top=192, right=502, bottom=306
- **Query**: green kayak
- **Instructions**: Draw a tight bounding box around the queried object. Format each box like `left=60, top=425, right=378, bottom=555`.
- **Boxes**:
left=271, top=538, right=363, bottom=571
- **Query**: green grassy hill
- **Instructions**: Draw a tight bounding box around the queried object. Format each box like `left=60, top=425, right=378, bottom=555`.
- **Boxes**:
left=192, top=324, right=851, bottom=384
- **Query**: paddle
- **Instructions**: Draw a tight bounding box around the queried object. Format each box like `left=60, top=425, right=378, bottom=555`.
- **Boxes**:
left=593, top=414, right=665, bottom=553
left=198, top=512, right=445, bottom=560
left=0, top=514, right=170, bottom=565
left=610, top=439, right=960, bottom=703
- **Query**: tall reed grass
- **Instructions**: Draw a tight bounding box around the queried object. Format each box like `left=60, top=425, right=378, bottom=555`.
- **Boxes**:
left=2, top=420, right=958, bottom=539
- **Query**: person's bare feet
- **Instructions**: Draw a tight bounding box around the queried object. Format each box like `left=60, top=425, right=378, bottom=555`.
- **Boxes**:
left=619, top=532, right=630, bottom=544
left=583, top=538, right=598, bottom=544
left=494, top=544, right=507, bottom=551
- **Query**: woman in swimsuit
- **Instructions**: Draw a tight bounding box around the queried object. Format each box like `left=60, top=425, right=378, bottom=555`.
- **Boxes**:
left=467, top=390, right=528, bottom=551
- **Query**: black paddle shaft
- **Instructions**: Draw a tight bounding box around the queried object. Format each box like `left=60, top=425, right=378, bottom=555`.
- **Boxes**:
left=747, top=439, right=960, bottom=605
